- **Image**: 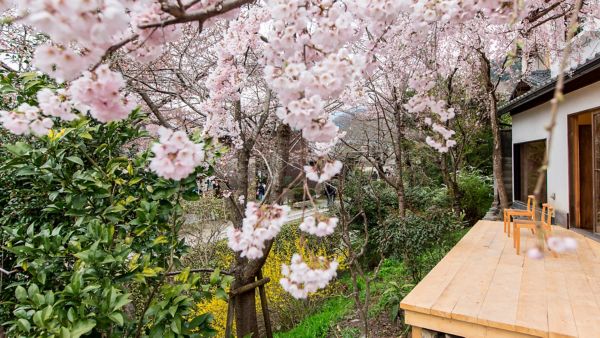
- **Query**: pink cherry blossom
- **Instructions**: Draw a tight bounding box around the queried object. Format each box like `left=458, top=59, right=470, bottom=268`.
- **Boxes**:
left=227, top=202, right=290, bottom=259
left=299, top=216, right=338, bottom=237
left=280, top=253, right=338, bottom=299
left=37, top=89, right=79, bottom=121
left=304, top=160, right=342, bottom=183
left=69, top=65, right=135, bottom=123
left=0, top=103, right=53, bottom=137
left=149, top=127, right=206, bottom=180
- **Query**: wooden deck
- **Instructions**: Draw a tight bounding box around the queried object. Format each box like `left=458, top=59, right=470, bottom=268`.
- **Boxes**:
left=400, top=220, right=600, bottom=338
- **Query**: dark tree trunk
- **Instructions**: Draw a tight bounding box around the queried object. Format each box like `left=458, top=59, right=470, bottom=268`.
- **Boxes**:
left=479, top=53, right=509, bottom=210
left=231, top=120, right=290, bottom=338
left=488, top=94, right=509, bottom=210
left=440, top=154, right=462, bottom=215
left=233, top=274, right=259, bottom=338
left=392, top=88, right=406, bottom=217
left=270, top=123, right=291, bottom=203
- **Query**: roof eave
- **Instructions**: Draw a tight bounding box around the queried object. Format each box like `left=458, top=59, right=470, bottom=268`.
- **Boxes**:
left=498, top=56, right=600, bottom=116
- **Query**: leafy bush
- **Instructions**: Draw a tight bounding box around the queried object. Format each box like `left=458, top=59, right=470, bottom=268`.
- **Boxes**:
left=342, top=170, right=398, bottom=268
left=404, top=185, right=450, bottom=212
left=378, top=210, right=463, bottom=282
left=0, top=108, right=227, bottom=336
left=457, top=168, right=493, bottom=223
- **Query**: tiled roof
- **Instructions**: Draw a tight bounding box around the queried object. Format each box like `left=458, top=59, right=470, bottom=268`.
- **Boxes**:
left=499, top=52, right=600, bottom=115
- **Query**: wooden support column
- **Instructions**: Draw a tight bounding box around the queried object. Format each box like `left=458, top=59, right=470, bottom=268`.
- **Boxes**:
left=411, top=326, right=422, bottom=338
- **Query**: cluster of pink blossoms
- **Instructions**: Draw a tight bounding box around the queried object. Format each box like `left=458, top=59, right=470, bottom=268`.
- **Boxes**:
left=280, top=254, right=339, bottom=299
left=406, top=73, right=457, bottom=153
left=227, top=202, right=291, bottom=259
left=19, top=0, right=130, bottom=82
left=304, top=160, right=343, bottom=183
left=299, top=216, right=339, bottom=237
left=128, top=1, right=183, bottom=62
left=69, top=65, right=135, bottom=123
left=149, top=126, right=206, bottom=181
left=37, top=89, right=79, bottom=121
left=0, top=103, right=53, bottom=137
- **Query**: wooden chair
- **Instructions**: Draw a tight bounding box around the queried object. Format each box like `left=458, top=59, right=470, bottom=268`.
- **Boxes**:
left=503, top=195, right=535, bottom=237
left=513, top=203, right=554, bottom=255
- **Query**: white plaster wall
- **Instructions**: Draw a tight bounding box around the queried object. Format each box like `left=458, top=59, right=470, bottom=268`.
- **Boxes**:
left=512, top=81, right=600, bottom=216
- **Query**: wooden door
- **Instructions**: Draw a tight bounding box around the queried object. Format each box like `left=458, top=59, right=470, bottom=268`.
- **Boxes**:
left=579, top=125, right=593, bottom=230
left=594, top=112, right=600, bottom=233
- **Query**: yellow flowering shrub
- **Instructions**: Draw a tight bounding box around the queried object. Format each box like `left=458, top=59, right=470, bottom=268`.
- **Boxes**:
left=193, top=223, right=346, bottom=336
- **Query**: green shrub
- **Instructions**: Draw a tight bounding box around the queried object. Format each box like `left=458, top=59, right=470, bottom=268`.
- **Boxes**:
left=404, top=185, right=451, bottom=212
left=341, top=170, right=398, bottom=268
left=457, top=168, right=493, bottom=223
left=378, top=210, right=463, bottom=282
left=0, top=107, right=226, bottom=336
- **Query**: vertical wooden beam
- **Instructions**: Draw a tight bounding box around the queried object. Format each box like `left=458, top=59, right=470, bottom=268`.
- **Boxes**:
left=257, top=270, right=273, bottom=338
left=225, top=295, right=235, bottom=338
left=411, top=326, right=422, bottom=338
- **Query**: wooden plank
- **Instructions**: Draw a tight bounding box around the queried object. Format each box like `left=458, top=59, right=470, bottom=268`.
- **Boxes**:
left=430, top=223, right=502, bottom=318
left=565, top=273, right=600, bottom=337
left=405, top=310, right=537, bottom=338
left=545, top=270, right=578, bottom=338
left=515, top=255, right=548, bottom=337
left=477, top=261, right=523, bottom=331
left=450, top=254, right=499, bottom=324
left=401, top=221, right=489, bottom=314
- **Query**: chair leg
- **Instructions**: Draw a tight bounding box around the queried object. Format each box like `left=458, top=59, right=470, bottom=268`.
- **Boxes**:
left=507, top=215, right=511, bottom=237
left=515, top=227, right=521, bottom=255
left=503, top=211, right=507, bottom=233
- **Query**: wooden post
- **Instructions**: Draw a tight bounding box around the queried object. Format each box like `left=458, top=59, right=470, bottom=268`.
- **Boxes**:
left=411, top=326, right=422, bottom=338
left=224, top=277, right=272, bottom=337
left=225, top=295, right=235, bottom=338
left=257, top=270, right=273, bottom=338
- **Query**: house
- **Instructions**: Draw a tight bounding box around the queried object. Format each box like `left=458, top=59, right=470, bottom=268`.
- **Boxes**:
left=499, top=50, right=600, bottom=234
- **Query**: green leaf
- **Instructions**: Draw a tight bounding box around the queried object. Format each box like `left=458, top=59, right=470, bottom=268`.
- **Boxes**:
left=27, top=284, right=39, bottom=298
left=108, top=312, right=124, bottom=326
left=17, top=318, right=31, bottom=332
left=42, top=305, right=53, bottom=321
left=209, top=268, right=220, bottom=285
left=171, top=317, right=182, bottom=334
left=112, top=294, right=130, bottom=311
left=15, top=286, right=27, bottom=302
left=66, top=156, right=84, bottom=166
left=216, top=288, right=227, bottom=301
left=71, top=319, right=96, bottom=338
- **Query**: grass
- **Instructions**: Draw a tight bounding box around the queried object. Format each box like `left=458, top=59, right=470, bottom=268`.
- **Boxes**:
left=273, top=296, right=353, bottom=338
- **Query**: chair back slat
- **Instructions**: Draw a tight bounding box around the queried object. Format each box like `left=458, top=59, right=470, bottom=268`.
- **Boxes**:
left=542, top=203, right=554, bottom=230
left=527, top=195, right=535, bottom=213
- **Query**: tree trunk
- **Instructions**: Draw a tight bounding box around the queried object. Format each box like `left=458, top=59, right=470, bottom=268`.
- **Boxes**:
left=231, top=123, right=290, bottom=338
left=393, top=88, right=406, bottom=217
left=440, top=154, right=461, bottom=215
left=233, top=275, right=259, bottom=338
left=270, top=123, right=291, bottom=203
left=488, top=93, right=509, bottom=210
left=479, top=53, right=509, bottom=211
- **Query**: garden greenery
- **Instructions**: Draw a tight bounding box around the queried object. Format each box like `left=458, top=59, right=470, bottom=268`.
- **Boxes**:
left=0, top=72, right=229, bottom=337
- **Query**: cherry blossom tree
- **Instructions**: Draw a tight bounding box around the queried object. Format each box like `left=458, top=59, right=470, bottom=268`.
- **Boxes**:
left=1, top=0, right=600, bottom=336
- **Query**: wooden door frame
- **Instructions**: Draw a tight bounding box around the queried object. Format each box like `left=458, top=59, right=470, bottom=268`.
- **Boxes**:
left=568, top=108, right=600, bottom=232
left=593, top=111, right=600, bottom=233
